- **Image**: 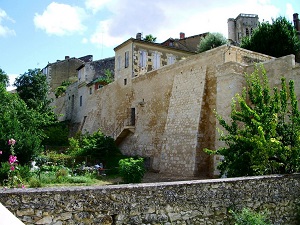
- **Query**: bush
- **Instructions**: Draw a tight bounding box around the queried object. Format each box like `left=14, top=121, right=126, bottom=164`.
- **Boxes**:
left=0, top=162, right=10, bottom=182
left=230, top=208, right=272, bottom=225
left=18, top=164, right=32, bottom=182
left=119, top=157, right=145, bottom=183
left=28, top=177, right=42, bottom=188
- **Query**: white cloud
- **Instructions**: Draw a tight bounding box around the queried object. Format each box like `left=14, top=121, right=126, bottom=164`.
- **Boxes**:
left=285, top=3, right=294, bottom=21
left=7, top=74, right=18, bottom=91
left=85, top=0, right=281, bottom=49
left=0, top=8, right=16, bottom=37
left=34, top=2, right=87, bottom=36
left=90, top=20, right=123, bottom=47
left=85, top=0, right=110, bottom=14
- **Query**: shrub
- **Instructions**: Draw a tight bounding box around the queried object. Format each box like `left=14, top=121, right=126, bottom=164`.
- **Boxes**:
left=230, top=208, right=272, bottom=225
left=0, top=162, right=10, bottom=182
left=119, top=157, right=145, bottom=183
left=18, top=164, right=32, bottom=182
left=28, top=177, right=42, bottom=188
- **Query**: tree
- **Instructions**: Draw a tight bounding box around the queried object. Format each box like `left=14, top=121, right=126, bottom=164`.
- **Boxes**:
left=0, top=68, right=9, bottom=87
left=0, top=84, right=50, bottom=164
left=144, top=34, right=157, bottom=43
left=14, top=68, right=50, bottom=111
left=241, top=17, right=300, bottom=58
left=206, top=65, right=300, bottom=177
left=197, top=33, right=227, bottom=53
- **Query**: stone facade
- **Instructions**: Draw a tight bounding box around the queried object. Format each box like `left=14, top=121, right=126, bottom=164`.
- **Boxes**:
left=50, top=43, right=300, bottom=177
left=0, top=174, right=299, bottom=225
left=228, top=13, right=259, bottom=44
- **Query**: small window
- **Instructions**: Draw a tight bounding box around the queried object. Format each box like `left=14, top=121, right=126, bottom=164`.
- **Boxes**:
left=246, top=28, right=249, bottom=36
left=124, top=78, right=127, bottom=85
left=167, top=55, right=176, bottom=65
left=117, top=56, right=121, bottom=71
left=153, top=52, right=161, bottom=70
left=79, top=96, right=82, bottom=107
left=139, top=50, right=147, bottom=68
left=98, top=84, right=103, bottom=89
left=125, top=51, right=129, bottom=68
left=89, top=87, right=92, bottom=94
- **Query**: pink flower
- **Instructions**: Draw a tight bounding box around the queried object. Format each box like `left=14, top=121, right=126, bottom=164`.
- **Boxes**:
left=22, top=185, right=25, bottom=189
left=8, top=139, right=16, bottom=146
left=10, top=166, right=15, bottom=171
left=0, top=151, right=2, bottom=155
left=9, top=155, right=17, bottom=164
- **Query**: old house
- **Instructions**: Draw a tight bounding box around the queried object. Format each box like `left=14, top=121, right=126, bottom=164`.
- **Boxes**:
left=46, top=15, right=300, bottom=177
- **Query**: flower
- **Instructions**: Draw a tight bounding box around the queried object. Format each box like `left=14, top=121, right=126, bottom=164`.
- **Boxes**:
left=9, top=155, right=17, bottom=164
left=0, top=151, right=2, bottom=155
left=10, top=166, right=15, bottom=171
left=8, top=139, right=16, bottom=146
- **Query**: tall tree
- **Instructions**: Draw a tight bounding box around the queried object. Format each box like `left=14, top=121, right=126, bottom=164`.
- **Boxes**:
left=0, top=68, right=9, bottom=87
left=0, top=84, right=51, bottom=164
left=197, top=33, right=227, bottom=53
left=241, top=17, right=300, bottom=58
left=14, top=68, right=50, bottom=111
left=206, top=66, right=300, bottom=177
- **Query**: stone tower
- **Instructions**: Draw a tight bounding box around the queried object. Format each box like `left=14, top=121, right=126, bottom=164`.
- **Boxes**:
left=228, top=13, right=259, bottom=44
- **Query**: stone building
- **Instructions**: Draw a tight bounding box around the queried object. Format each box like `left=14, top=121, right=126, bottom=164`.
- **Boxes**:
left=47, top=19, right=300, bottom=177
left=228, top=13, right=259, bottom=44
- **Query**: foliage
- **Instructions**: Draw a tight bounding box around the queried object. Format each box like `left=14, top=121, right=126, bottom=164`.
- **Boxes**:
left=0, top=68, right=9, bottom=87
left=54, top=80, right=72, bottom=98
left=94, top=69, right=114, bottom=85
left=28, top=177, right=42, bottom=188
left=205, top=65, right=300, bottom=177
left=230, top=208, right=272, bottom=225
left=42, top=121, right=70, bottom=146
left=197, top=32, right=227, bottom=53
left=3, top=140, right=24, bottom=188
left=0, top=162, right=10, bottom=182
left=0, top=84, right=50, bottom=164
left=241, top=17, right=300, bottom=58
left=118, top=157, right=145, bottom=183
left=67, top=130, right=122, bottom=171
left=144, top=34, right=157, bottom=43
left=14, top=68, right=51, bottom=112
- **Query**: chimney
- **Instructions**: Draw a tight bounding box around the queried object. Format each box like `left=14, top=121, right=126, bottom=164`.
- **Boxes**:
left=180, top=32, right=185, bottom=39
left=293, top=13, right=300, bottom=31
left=65, top=56, right=70, bottom=60
left=136, top=33, right=142, bottom=40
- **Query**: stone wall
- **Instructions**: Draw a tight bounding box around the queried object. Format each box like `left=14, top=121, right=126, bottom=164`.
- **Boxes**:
left=0, top=174, right=299, bottom=225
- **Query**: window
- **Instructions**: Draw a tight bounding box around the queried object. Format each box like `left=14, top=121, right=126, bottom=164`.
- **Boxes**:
left=152, top=52, right=161, bottom=70
left=167, top=55, right=176, bottom=65
left=117, top=55, right=121, bottom=71
left=79, top=96, right=82, bottom=107
left=89, top=87, right=92, bottom=95
left=98, top=84, right=103, bottom=89
left=246, top=28, right=249, bottom=36
left=78, top=69, right=83, bottom=81
left=124, top=78, right=127, bottom=85
left=139, top=50, right=147, bottom=68
left=125, top=51, right=129, bottom=68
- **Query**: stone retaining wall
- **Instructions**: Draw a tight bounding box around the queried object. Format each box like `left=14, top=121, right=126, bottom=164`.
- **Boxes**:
left=0, top=174, right=299, bottom=225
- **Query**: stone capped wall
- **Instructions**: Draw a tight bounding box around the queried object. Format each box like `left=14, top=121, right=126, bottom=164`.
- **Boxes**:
left=0, top=174, right=299, bottom=225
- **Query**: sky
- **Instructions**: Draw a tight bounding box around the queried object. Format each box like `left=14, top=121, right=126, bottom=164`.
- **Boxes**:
left=0, top=0, right=299, bottom=90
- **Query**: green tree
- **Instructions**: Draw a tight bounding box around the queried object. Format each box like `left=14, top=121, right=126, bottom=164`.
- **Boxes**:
left=197, top=32, right=227, bottom=53
left=206, top=65, right=300, bottom=177
left=0, top=84, right=50, bottom=164
left=241, top=17, right=300, bottom=58
left=144, top=34, right=157, bottom=43
left=14, top=68, right=50, bottom=111
left=0, top=68, right=9, bottom=87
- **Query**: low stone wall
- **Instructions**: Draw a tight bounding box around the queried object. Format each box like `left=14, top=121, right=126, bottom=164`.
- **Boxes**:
left=0, top=174, right=299, bottom=225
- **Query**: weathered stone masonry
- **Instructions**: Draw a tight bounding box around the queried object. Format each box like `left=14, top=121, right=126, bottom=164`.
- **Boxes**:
left=0, top=174, right=299, bottom=225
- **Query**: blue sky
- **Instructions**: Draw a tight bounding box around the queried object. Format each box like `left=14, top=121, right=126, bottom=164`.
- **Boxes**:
left=0, top=0, right=299, bottom=90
